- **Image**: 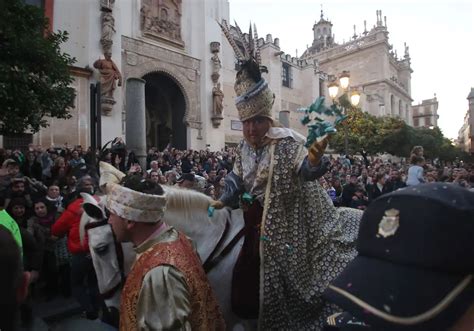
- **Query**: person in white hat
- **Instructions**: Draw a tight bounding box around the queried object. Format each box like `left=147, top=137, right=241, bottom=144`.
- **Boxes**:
left=99, top=162, right=225, bottom=331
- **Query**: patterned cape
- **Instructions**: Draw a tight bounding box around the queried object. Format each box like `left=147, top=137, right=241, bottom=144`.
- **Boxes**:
left=258, top=137, right=362, bottom=330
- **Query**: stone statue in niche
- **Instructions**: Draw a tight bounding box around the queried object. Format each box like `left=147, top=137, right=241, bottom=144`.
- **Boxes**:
left=140, top=2, right=152, bottom=31
left=100, top=11, right=115, bottom=53
left=211, top=53, right=221, bottom=83
left=93, top=53, right=122, bottom=99
left=212, top=83, right=224, bottom=117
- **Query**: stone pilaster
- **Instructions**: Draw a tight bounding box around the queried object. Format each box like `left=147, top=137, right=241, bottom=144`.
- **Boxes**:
left=125, top=78, right=147, bottom=168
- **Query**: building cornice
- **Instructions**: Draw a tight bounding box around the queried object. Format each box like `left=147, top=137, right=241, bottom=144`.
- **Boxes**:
left=363, top=78, right=413, bottom=101
left=69, top=66, right=93, bottom=78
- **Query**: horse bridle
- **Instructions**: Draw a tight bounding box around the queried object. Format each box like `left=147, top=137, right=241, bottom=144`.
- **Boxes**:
left=203, top=214, right=246, bottom=273
left=85, top=220, right=125, bottom=300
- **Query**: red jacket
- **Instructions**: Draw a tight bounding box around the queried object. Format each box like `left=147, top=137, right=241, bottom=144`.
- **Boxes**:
left=52, top=197, right=90, bottom=254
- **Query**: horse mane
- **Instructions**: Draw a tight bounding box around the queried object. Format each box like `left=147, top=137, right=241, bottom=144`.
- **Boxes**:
left=163, top=185, right=212, bottom=213
left=162, top=185, right=212, bottom=225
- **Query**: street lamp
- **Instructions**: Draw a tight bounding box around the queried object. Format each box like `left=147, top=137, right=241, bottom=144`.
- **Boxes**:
left=328, top=71, right=361, bottom=156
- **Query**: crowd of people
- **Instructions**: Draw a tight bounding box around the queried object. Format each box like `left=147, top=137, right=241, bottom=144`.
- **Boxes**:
left=0, top=141, right=238, bottom=327
left=319, top=150, right=474, bottom=211
left=0, top=140, right=473, bottom=328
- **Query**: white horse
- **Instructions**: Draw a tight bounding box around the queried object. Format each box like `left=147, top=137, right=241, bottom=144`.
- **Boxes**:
left=80, top=187, right=247, bottom=329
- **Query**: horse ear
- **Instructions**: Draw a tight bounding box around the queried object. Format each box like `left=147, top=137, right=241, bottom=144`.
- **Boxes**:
left=83, top=203, right=106, bottom=220
left=81, top=192, right=106, bottom=220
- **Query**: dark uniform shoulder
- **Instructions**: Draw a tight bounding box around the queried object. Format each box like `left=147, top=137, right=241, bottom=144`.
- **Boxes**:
left=323, top=312, right=372, bottom=331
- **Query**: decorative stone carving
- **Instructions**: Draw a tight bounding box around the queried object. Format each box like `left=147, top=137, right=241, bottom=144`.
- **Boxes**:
left=140, top=0, right=184, bottom=47
left=209, top=41, right=223, bottom=127
left=100, top=11, right=115, bottom=54
left=95, top=0, right=118, bottom=115
left=211, top=83, right=224, bottom=128
left=100, top=0, right=114, bottom=12
left=126, top=52, right=138, bottom=66
left=93, top=53, right=122, bottom=115
left=210, top=41, right=220, bottom=54
left=186, top=120, right=203, bottom=140
left=122, top=36, right=202, bottom=133
left=211, top=53, right=221, bottom=84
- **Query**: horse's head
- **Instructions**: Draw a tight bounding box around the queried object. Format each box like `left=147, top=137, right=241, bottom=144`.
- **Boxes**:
left=80, top=193, right=125, bottom=309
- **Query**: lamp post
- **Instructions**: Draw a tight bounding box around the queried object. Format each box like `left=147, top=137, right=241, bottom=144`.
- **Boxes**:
left=328, top=71, right=360, bottom=156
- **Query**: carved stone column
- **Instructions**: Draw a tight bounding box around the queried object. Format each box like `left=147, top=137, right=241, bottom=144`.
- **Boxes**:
left=125, top=78, right=147, bottom=167
left=210, top=42, right=223, bottom=128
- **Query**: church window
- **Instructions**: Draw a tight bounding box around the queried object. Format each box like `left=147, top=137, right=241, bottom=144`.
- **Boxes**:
left=317, top=28, right=321, bottom=35
left=25, top=0, right=54, bottom=32
left=323, top=27, right=327, bottom=35
left=426, top=117, right=432, bottom=127
left=390, top=95, right=395, bottom=116
left=282, top=63, right=292, bottom=88
left=319, top=78, right=325, bottom=98
left=414, top=118, right=419, bottom=127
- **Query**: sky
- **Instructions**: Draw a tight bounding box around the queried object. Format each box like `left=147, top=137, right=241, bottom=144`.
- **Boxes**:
left=229, top=0, right=474, bottom=139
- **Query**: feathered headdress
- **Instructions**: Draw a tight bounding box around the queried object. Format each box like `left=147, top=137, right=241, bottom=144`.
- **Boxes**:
left=219, top=20, right=274, bottom=121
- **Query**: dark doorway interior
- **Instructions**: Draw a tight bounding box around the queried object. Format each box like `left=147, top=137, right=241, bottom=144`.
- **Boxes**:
left=143, top=72, right=186, bottom=151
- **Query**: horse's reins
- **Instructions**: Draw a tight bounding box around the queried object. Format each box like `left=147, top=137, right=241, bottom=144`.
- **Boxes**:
left=203, top=215, right=246, bottom=273
left=85, top=220, right=126, bottom=300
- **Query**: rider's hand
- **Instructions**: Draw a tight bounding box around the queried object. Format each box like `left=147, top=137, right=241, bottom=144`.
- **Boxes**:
left=308, top=136, right=329, bottom=167
left=210, top=200, right=225, bottom=209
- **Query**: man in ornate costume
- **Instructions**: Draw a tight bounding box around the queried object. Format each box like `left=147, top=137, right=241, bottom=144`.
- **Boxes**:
left=211, top=21, right=362, bottom=330
left=100, top=163, right=225, bottom=331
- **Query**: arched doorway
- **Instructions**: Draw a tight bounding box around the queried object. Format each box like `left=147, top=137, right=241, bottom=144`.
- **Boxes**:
left=143, top=72, right=187, bottom=151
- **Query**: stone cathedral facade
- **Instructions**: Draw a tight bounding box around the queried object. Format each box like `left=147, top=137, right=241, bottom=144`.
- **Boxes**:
left=302, top=10, right=413, bottom=123
left=10, top=1, right=421, bottom=152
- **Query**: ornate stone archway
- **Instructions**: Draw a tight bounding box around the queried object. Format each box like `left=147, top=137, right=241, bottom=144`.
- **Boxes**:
left=143, top=71, right=187, bottom=150
left=121, top=36, right=202, bottom=138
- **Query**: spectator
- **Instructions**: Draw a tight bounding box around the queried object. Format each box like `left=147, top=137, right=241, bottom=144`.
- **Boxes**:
left=385, top=170, right=406, bottom=192
left=175, top=173, right=196, bottom=189
left=164, top=170, right=179, bottom=186
left=149, top=170, right=160, bottom=184
left=0, top=160, right=21, bottom=193
left=68, top=150, right=86, bottom=168
left=4, top=178, right=33, bottom=210
left=147, top=160, right=162, bottom=176
left=341, top=174, right=359, bottom=207
left=406, top=155, right=425, bottom=186
left=331, top=177, right=343, bottom=202
left=204, top=184, right=216, bottom=199
left=52, top=176, right=102, bottom=320
left=349, top=186, right=369, bottom=210
left=21, top=151, right=42, bottom=182
left=28, top=200, right=58, bottom=300
left=45, top=184, right=64, bottom=214
left=180, top=153, right=194, bottom=173
left=367, top=173, right=389, bottom=202
left=214, top=176, right=226, bottom=200
left=51, top=156, right=70, bottom=188
left=0, top=225, right=31, bottom=331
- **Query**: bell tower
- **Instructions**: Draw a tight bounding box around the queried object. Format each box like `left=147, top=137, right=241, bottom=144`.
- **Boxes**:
left=312, top=8, right=334, bottom=52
